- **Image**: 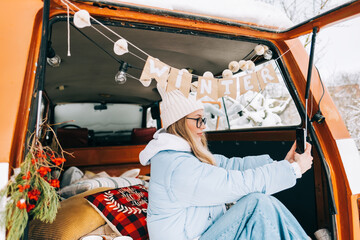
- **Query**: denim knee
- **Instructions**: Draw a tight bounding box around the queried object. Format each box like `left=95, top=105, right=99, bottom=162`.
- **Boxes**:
left=240, top=192, right=273, bottom=206
left=235, top=193, right=276, bottom=218
left=201, top=193, right=308, bottom=240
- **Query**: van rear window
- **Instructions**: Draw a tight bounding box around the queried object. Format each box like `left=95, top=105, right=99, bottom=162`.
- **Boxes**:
left=55, top=103, right=143, bottom=132
left=202, top=60, right=301, bottom=131
left=54, top=103, right=143, bottom=147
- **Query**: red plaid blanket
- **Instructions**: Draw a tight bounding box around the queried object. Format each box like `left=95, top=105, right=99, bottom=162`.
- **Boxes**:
left=85, top=185, right=148, bottom=240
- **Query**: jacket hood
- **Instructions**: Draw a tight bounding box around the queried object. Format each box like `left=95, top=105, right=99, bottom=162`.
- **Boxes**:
left=139, top=128, right=191, bottom=166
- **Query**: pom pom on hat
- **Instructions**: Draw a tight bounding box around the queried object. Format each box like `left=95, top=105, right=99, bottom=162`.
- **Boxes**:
left=157, top=84, right=204, bottom=129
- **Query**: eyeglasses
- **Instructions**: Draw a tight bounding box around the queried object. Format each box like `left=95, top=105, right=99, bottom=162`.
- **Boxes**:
left=186, top=117, right=207, bottom=128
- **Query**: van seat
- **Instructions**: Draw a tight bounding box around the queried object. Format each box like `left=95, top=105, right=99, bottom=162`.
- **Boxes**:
left=57, top=127, right=89, bottom=148
left=130, top=127, right=157, bottom=145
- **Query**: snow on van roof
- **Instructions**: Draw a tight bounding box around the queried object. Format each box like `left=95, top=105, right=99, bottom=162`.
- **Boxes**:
left=109, top=0, right=294, bottom=29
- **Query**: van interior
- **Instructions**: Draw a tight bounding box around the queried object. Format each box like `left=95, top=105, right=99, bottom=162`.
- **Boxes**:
left=27, top=12, right=335, bottom=239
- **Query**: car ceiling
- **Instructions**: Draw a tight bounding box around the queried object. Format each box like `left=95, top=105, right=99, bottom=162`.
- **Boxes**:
left=46, top=18, right=260, bottom=106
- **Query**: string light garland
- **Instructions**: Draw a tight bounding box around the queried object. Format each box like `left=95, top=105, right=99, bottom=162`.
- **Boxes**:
left=60, top=1, right=267, bottom=76
left=55, top=0, right=307, bottom=135
left=58, top=0, right=302, bottom=98
left=61, top=0, right=151, bottom=57
left=66, top=3, right=71, bottom=56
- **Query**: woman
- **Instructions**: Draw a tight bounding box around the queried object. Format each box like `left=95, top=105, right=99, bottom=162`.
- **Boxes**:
left=140, top=85, right=313, bottom=240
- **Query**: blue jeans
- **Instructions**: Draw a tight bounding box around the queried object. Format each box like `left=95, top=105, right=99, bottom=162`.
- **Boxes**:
left=199, top=193, right=309, bottom=240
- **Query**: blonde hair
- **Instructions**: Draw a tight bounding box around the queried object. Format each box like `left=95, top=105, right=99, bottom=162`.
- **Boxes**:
left=167, top=117, right=216, bottom=166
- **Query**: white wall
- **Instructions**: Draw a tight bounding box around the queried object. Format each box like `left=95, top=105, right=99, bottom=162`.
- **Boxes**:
left=0, top=162, right=9, bottom=240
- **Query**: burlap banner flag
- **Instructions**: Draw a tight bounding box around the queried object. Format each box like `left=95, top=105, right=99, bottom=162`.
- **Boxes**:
left=167, top=68, right=192, bottom=97
left=140, top=56, right=170, bottom=87
left=195, top=64, right=278, bottom=100
left=239, top=72, right=259, bottom=95
left=197, top=77, right=218, bottom=100
left=218, top=78, right=237, bottom=99
left=257, top=64, right=279, bottom=90
left=140, top=58, right=279, bottom=100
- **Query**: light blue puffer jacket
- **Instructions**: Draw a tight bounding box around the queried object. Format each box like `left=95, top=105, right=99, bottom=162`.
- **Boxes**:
left=139, top=129, right=297, bottom=240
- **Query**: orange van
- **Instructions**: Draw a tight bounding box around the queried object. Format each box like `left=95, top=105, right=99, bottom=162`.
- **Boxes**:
left=1, top=0, right=359, bottom=239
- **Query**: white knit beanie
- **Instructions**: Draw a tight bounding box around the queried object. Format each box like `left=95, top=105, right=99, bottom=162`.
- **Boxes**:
left=157, top=84, right=204, bottom=129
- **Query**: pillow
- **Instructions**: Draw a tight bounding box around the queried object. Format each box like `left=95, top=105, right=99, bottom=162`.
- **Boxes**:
left=60, top=166, right=84, bottom=188
left=85, top=185, right=148, bottom=240
left=59, top=177, right=146, bottom=199
left=29, top=187, right=111, bottom=240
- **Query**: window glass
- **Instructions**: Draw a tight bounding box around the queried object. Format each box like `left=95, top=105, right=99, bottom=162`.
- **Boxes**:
left=203, top=60, right=301, bottom=131
left=315, top=16, right=360, bottom=151
left=146, top=108, right=157, bottom=128
left=54, top=103, right=143, bottom=132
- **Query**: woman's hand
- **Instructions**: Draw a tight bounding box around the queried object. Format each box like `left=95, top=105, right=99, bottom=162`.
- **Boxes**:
left=294, top=143, right=313, bottom=174
left=285, top=142, right=297, bottom=163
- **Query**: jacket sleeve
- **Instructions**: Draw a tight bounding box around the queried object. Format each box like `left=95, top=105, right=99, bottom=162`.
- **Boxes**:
left=214, top=154, right=274, bottom=171
left=168, top=153, right=297, bottom=207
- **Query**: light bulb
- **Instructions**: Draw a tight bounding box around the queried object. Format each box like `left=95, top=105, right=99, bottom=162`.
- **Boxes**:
left=264, top=50, right=273, bottom=60
left=114, top=71, right=127, bottom=84
left=47, top=54, right=61, bottom=67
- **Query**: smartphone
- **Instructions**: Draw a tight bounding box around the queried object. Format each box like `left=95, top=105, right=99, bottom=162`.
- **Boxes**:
left=295, top=127, right=306, bottom=154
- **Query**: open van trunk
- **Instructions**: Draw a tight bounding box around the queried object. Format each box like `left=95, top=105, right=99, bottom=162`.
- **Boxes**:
left=1, top=0, right=360, bottom=239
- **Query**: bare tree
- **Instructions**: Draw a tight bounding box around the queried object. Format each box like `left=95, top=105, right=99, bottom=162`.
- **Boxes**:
left=258, top=0, right=360, bottom=150
left=258, top=0, right=332, bottom=64
left=327, top=72, right=360, bottom=150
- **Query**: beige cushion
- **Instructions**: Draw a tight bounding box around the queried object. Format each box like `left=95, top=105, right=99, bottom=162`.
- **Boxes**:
left=29, top=187, right=111, bottom=240
left=80, top=224, right=120, bottom=239
left=81, top=170, right=111, bottom=180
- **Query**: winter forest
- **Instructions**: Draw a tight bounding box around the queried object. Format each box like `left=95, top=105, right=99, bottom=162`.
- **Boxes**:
left=260, top=0, right=360, bottom=151
left=145, top=0, right=359, bottom=151
left=203, top=0, right=360, bottom=151
left=212, top=0, right=360, bottom=151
